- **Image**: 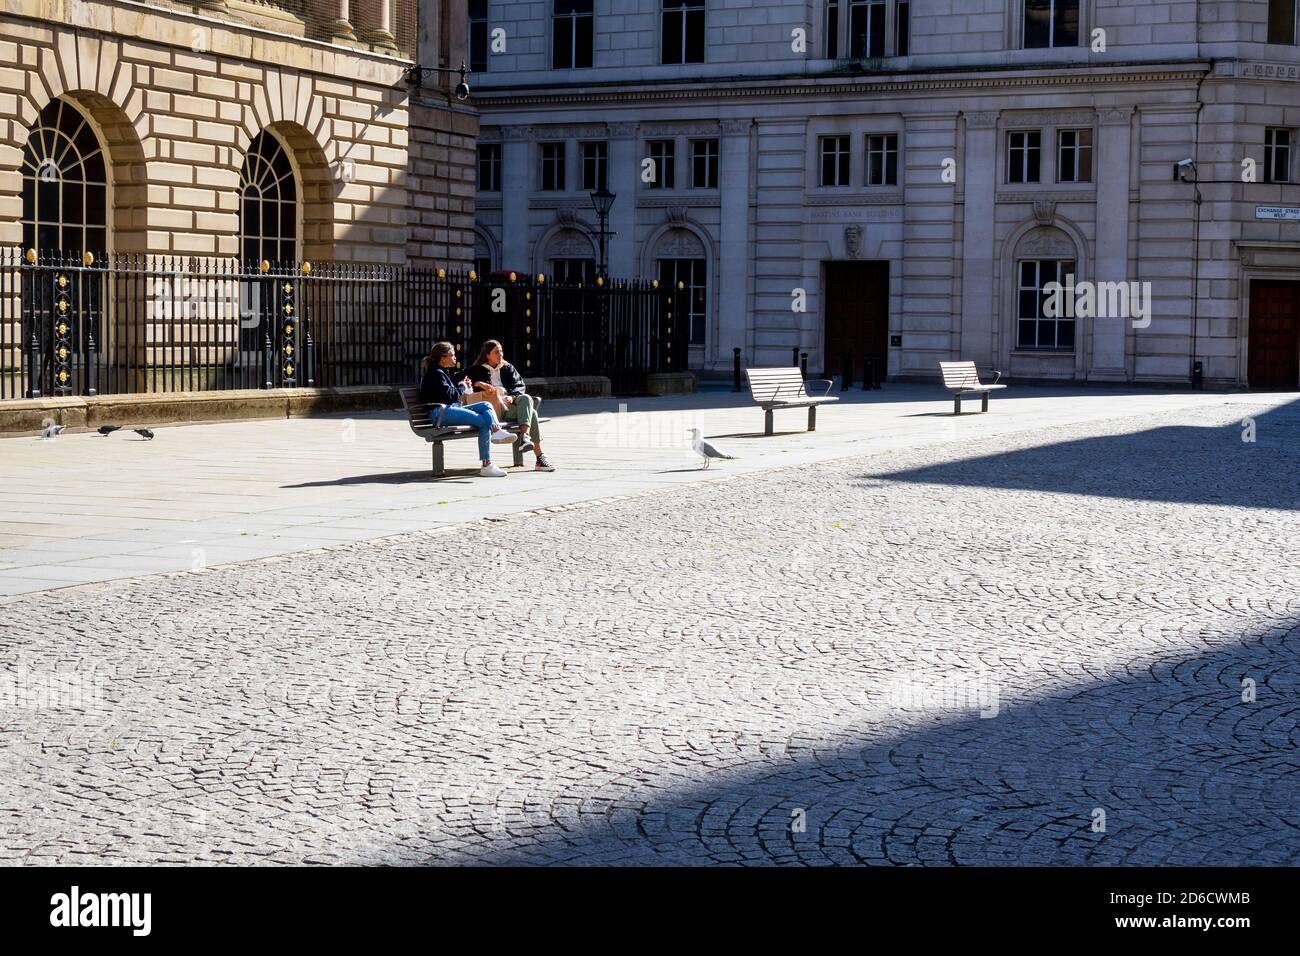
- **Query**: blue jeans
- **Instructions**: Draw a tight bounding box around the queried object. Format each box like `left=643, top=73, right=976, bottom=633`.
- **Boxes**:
left=439, top=401, right=498, bottom=462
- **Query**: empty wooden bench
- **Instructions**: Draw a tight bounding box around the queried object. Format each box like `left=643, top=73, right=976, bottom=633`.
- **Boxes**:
left=940, top=361, right=1007, bottom=414
left=400, top=387, right=548, bottom=476
left=745, top=366, right=838, bottom=436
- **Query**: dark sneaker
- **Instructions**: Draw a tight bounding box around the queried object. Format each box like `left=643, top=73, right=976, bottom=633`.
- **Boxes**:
left=517, top=436, right=535, bottom=454
left=535, top=454, right=556, bottom=472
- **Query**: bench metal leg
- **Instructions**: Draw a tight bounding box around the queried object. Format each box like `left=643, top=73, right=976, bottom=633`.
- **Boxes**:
left=954, top=395, right=962, bottom=415
left=512, top=439, right=524, bottom=468
left=982, top=391, right=989, bottom=413
left=431, top=441, right=445, bottom=477
left=764, top=408, right=774, bottom=436
left=808, top=405, right=817, bottom=431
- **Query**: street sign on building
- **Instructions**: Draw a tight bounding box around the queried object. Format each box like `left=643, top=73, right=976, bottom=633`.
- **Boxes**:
left=1255, top=206, right=1300, bottom=221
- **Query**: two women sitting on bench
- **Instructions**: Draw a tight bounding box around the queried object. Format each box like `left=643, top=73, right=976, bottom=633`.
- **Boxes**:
left=465, top=339, right=555, bottom=473
left=418, top=341, right=517, bottom=478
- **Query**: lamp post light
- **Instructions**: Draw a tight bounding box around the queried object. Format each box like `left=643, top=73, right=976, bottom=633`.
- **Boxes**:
left=589, top=186, right=616, bottom=279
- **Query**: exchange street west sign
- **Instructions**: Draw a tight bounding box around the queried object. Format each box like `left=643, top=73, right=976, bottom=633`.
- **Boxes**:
left=1255, top=206, right=1300, bottom=221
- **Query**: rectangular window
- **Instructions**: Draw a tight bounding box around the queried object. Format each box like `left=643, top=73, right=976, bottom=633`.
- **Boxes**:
left=477, top=143, right=501, bottom=192
left=1024, top=0, right=1080, bottom=49
left=540, top=142, right=566, bottom=191
left=690, top=138, right=719, bottom=188
left=1266, top=128, right=1294, bottom=183
left=896, top=1, right=910, bottom=56
left=551, top=258, right=596, bottom=284
left=658, top=257, right=708, bottom=345
left=1007, top=130, right=1042, bottom=183
left=662, top=0, right=706, bottom=64
left=866, top=133, right=898, bottom=185
left=819, top=136, right=851, bottom=187
left=1017, top=259, right=1077, bottom=351
left=647, top=139, right=676, bottom=189
left=826, top=1, right=840, bottom=57
left=1268, top=0, right=1298, bottom=44
left=469, top=0, right=489, bottom=73
left=849, top=0, right=886, bottom=58
left=581, top=141, right=608, bottom=191
left=553, top=0, right=594, bottom=69
left=1056, top=128, right=1093, bottom=183
left=474, top=256, right=492, bottom=279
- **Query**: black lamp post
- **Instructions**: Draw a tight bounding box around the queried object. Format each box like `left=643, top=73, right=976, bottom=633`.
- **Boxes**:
left=590, top=187, right=616, bottom=278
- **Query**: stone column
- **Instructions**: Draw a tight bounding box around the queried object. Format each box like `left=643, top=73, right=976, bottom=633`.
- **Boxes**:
left=959, top=111, right=998, bottom=367
left=500, top=127, right=531, bottom=271
left=606, top=122, right=638, bottom=278
left=358, top=0, right=399, bottom=53
left=1089, top=108, right=1134, bottom=381
left=717, top=118, right=752, bottom=369
left=325, top=0, right=357, bottom=43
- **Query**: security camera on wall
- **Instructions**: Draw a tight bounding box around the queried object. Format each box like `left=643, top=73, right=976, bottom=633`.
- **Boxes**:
left=1173, top=158, right=1196, bottom=181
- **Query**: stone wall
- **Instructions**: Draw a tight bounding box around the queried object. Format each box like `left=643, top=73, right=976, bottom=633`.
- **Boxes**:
left=0, top=0, right=447, bottom=266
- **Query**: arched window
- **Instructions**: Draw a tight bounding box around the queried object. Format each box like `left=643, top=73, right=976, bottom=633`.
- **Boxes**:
left=20, top=99, right=108, bottom=256
left=239, top=131, right=298, bottom=266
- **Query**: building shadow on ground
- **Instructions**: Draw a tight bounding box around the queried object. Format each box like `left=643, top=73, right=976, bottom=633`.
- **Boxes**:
left=434, top=620, right=1299, bottom=866
left=867, top=398, right=1300, bottom=510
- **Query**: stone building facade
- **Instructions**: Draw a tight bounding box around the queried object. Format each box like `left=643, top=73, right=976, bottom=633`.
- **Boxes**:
left=0, top=0, right=477, bottom=268
left=472, top=1, right=1300, bottom=388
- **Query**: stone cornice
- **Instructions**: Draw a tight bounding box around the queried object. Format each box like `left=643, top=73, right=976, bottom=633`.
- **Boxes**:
left=472, top=63, right=1212, bottom=109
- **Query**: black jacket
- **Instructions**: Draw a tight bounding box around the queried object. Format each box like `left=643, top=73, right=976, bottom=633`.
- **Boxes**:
left=467, top=362, right=526, bottom=396
left=419, top=364, right=466, bottom=407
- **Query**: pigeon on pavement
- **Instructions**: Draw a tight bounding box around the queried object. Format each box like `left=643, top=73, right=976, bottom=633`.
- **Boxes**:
left=97, top=425, right=121, bottom=436
left=134, top=428, right=155, bottom=441
left=687, top=428, right=735, bottom=470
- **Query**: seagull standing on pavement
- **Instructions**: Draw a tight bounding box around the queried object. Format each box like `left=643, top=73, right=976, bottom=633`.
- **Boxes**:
left=687, top=428, right=735, bottom=470
left=40, top=424, right=65, bottom=440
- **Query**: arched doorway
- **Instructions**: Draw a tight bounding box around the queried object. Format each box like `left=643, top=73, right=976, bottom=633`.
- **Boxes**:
left=239, top=129, right=298, bottom=268
left=20, top=98, right=108, bottom=258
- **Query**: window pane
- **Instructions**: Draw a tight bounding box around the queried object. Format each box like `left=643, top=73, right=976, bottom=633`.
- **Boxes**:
left=896, top=1, right=910, bottom=55
left=685, top=9, right=706, bottom=62
left=869, top=1, right=885, bottom=57
left=662, top=11, right=683, bottom=63
left=1269, top=0, right=1298, bottom=44
left=1054, top=0, right=1080, bottom=46
left=553, top=18, right=573, bottom=68
left=1024, top=0, right=1051, bottom=48
left=1018, top=319, right=1037, bottom=349
left=576, top=15, right=593, bottom=67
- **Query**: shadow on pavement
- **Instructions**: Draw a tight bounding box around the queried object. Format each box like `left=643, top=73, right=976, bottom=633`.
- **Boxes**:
left=436, top=621, right=1300, bottom=866
left=871, top=398, right=1300, bottom=510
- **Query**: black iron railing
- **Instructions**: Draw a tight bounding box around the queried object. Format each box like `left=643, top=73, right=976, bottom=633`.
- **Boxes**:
left=0, top=251, right=687, bottom=400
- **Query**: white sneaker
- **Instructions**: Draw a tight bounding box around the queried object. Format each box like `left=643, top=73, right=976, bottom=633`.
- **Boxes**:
left=490, top=427, right=517, bottom=444
left=479, top=464, right=507, bottom=477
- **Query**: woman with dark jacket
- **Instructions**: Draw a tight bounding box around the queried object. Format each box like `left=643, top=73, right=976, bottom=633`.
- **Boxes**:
left=466, top=339, right=555, bottom=472
left=419, top=341, right=517, bottom=477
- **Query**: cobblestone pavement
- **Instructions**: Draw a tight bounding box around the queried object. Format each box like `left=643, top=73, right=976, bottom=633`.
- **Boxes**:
left=2, top=398, right=1299, bottom=865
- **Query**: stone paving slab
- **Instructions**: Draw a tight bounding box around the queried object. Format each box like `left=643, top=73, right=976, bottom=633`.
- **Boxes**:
left=0, top=396, right=1297, bottom=864
left=0, top=384, right=1292, bottom=597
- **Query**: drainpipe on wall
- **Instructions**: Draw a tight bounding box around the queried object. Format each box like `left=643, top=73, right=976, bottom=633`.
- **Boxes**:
left=1188, top=64, right=1211, bottom=389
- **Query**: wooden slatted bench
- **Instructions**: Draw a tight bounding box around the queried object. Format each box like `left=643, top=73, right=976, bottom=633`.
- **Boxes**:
left=400, top=387, right=549, bottom=476
left=744, top=366, right=838, bottom=436
left=940, top=361, right=1007, bottom=414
